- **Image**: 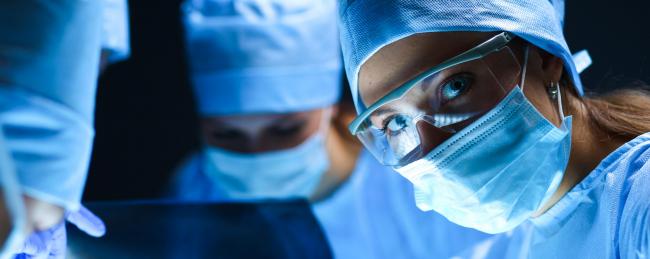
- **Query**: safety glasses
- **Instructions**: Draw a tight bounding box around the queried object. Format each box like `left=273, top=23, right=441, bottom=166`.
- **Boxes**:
left=348, top=32, right=523, bottom=167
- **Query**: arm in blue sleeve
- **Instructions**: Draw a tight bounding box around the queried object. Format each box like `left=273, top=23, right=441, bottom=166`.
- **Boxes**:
left=620, top=163, right=650, bottom=259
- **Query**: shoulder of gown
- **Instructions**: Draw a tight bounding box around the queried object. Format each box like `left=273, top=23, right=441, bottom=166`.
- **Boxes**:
left=166, top=152, right=207, bottom=200
left=618, top=133, right=650, bottom=259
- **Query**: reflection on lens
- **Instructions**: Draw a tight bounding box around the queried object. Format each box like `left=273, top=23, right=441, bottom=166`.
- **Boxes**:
left=431, top=113, right=479, bottom=128
left=389, top=123, right=420, bottom=159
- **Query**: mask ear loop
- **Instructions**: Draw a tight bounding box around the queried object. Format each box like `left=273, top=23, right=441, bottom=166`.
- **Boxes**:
left=555, top=82, right=566, bottom=119
left=520, top=45, right=530, bottom=92
left=518, top=45, right=565, bottom=120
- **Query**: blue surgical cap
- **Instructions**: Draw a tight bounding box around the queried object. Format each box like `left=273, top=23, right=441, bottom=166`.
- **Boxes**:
left=183, top=0, right=342, bottom=116
left=102, top=0, right=131, bottom=64
left=0, top=0, right=102, bottom=211
left=338, top=0, right=583, bottom=112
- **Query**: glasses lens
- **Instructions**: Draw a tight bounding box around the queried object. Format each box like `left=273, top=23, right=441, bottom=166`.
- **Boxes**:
left=357, top=46, right=522, bottom=166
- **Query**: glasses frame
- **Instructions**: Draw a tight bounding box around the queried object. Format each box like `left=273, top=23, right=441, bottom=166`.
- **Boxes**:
left=349, top=32, right=516, bottom=135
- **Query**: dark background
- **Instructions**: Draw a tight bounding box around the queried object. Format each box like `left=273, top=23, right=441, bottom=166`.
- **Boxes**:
left=84, top=0, right=650, bottom=201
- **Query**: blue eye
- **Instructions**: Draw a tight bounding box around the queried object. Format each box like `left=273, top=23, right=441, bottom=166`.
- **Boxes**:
left=441, top=75, right=472, bottom=102
left=384, top=114, right=411, bottom=136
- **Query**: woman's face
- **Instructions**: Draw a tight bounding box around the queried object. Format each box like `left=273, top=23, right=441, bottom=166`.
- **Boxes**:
left=357, top=31, right=565, bottom=156
left=200, top=108, right=329, bottom=153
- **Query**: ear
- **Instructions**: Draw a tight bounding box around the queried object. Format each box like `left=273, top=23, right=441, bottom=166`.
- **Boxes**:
left=533, top=46, right=565, bottom=83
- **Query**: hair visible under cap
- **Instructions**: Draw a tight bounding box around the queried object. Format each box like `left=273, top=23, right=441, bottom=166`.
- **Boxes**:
left=562, top=71, right=650, bottom=140
left=583, top=87, right=650, bottom=139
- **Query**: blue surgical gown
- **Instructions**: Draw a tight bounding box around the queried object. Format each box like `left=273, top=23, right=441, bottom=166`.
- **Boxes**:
left=0, top=0, right=102, bottom=211
left=170, top=150, right=492, bottom=258
left=472, top=132, right=650, bottom=259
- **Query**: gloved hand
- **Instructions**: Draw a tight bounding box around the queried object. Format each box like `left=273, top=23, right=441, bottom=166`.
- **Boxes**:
left=14, top=220, right=65, bottom=259
left=14, top=206, right=105, bottom=259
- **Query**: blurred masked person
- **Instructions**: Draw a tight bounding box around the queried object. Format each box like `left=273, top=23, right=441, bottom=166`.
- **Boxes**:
left=169, top=0, right=492, bottom=258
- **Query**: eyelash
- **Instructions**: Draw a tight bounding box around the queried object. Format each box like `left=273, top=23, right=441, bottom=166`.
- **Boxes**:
left=380, top=115, right=396, bottom=132
left=437, top=72, right=473, bottom=105
left=376, top=72, right=473, bottom=132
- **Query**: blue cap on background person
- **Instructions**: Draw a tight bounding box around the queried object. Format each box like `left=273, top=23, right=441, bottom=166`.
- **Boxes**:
left=0, top=0, right=103, bottom=211
left=183, top=0, right=342, bottom=116
left=102, top=0, right=131, bottom=64
left=337, top=0, right=582, bottom=112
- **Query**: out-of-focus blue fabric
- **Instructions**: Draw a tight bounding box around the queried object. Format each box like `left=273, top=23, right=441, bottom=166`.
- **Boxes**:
left=101, top=0, right=130, bottom=64
left=169, top=150, right=493, bottom=258
left=183, top=0, right=342, bottom=116
left=465, top=133, right=650, bottom=258
left=0, top=0, right=102, bottom=210
left=0, top=0, right=102, bottom=121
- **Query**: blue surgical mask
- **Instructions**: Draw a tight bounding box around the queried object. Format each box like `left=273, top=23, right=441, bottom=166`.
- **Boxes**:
left=395, top=86, right=572, bottom=234
left=203, top=110, right=332, bottom=200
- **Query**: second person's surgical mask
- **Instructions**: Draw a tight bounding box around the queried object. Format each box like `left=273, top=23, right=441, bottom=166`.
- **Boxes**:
left=203, top=110, right=332, bottom=200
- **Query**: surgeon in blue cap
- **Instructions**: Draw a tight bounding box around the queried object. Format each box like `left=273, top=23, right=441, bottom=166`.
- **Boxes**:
left=338, top=0, right=650, bottom=258
left=170, top=0, right=492, bottom=257
left=0, top=0, right=130, bottom=257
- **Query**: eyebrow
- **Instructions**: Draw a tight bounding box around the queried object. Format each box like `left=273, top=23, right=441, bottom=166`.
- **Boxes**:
left=372, top=107, right=398, bottom=118
left=420, top=71, right=441, bottom=88
left=369, top=107, right=399, bottom=127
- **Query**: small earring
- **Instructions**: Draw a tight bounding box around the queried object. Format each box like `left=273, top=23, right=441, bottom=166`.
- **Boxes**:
left=547, top=82, right=559, bottom=100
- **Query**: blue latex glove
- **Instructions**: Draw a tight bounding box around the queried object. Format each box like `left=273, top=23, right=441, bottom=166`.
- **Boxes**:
left=14, top=206, right=105, bottom=259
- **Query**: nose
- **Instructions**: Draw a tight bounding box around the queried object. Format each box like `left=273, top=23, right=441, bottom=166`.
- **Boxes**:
left=216, top=134, right=265, bottom=154
left=237, top=137, right=268, bottom=154
left=416, top=120, right=454, bottom=155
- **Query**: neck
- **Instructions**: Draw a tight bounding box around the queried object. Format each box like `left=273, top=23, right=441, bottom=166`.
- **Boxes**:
left=533, top=95, right=628, bottom=216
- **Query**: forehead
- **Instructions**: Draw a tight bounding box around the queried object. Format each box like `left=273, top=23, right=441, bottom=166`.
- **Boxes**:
left=357, top=31, right=497, bottom=107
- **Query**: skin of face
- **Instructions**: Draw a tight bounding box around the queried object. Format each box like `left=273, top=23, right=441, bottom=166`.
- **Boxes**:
left=200, top=109, right=326, bottom=153
left=357, top=31, right=627, bottom=216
